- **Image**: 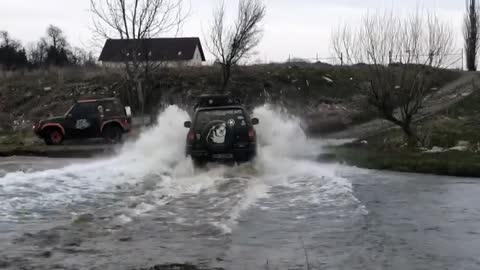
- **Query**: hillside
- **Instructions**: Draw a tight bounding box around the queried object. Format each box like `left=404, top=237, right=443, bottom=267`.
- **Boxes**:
left=327, top=72, right=479, bottom=139
left=0, top=63, right=461, bottom=134
left=329, top=72, right=480, bottom=177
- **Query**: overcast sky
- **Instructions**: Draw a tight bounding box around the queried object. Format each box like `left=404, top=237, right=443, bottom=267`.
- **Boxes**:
left=0, top=0, right=465, bottom=62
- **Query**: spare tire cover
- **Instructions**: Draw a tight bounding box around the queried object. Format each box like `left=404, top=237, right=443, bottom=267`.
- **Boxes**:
left=201, top=120, right=234, bottom=152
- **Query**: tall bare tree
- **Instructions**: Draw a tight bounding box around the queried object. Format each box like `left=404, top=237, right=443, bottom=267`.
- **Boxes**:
left=90, top=0, right=188, bottom=116
left=44, top=25, right=71, bottom=66
left=26, top=38, right=49, bottom=67
left=0, top=31, right=28, bottom=70
left=46, top=25, right=68, bottom=51
left=331, top=11, right=454, bottom=145
left=207, top=0, right=266, bottom=92
left=0, top=31, right=17, bottom=48
left=465, top=0, right=480, bottom=71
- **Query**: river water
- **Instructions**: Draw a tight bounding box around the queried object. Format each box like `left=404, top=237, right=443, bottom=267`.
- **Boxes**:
left=0, top=106, right=479, bottom=270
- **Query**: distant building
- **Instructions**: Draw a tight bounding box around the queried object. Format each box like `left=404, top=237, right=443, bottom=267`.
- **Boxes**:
left=98, top=37, right=206, bottom=68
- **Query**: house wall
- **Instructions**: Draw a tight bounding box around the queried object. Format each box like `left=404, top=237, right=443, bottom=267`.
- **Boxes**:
left=101, top=45, right=204, bottom=68
left=190, top=45, right=203, bottom=66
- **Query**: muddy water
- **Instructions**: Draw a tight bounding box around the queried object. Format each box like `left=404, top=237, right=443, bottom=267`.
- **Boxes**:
left=0, top=106, right=479, bottom=270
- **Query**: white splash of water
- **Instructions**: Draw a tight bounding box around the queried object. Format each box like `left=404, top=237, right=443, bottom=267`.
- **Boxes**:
left=0, top=106, right=193, bottom=220
left=206, top=105, right=361, bottom=233
left=252, top=105, right=349, bottom=200
left=0, top=104, right=363, bottom=229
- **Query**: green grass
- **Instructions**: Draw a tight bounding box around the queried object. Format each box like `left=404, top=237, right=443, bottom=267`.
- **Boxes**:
left=443, top=84, right=480, bottom=117
left=0, top=133, right=28, bottom=145
left=334, top=145, right=480, bottom=177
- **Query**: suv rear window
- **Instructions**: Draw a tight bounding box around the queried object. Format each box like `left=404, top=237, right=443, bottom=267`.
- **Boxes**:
left=70, top=103, right=98, bottom=118
left=195, top=109, right=247, bottom=129
left=101, top=100, right=124, bottom=116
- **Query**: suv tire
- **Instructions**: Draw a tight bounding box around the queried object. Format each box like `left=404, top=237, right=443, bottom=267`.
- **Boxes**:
left=103, top=125, right=123, bottom=144
left=44, top=129, right=64, bottom=145
left=192, top=158, right=207, bottom=169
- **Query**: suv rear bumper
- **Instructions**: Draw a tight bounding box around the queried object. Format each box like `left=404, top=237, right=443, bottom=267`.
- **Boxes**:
left=187, top=144, right=257, bottom=162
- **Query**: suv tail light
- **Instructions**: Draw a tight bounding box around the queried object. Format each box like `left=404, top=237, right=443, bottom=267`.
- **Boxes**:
left=187, top=131, right=196, bottom=143
left=248, top=128, right=256, bottom=142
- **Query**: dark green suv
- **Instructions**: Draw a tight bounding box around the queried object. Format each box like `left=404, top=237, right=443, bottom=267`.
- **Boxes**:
left=184, top=96, right=259, bottom=167
left=33, top=98, right=132, bottom=145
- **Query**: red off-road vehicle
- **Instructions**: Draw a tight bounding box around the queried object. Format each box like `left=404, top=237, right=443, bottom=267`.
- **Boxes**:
left=33, top=98, right=132, bottom=145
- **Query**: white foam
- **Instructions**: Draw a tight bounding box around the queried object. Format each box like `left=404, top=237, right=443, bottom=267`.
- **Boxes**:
left=112, top=214, right=133, bottom=225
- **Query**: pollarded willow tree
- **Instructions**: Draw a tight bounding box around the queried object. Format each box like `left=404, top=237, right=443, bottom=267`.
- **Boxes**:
left=90, top=0, right=189, bottom=116
left=331, top=11, right=455, bottom=145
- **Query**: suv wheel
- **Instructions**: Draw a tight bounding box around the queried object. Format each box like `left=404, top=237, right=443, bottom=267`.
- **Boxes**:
left=103, top=125, right=123, bottom=144
left=192, top=158, right=207, bottom=168
left=44, top=129, right=64, bottom=145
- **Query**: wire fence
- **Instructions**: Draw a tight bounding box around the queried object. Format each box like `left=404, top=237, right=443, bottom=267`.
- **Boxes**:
left=284, top=49, right=465, bottom=70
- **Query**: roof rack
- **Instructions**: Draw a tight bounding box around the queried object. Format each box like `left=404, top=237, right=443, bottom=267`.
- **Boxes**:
left=76, top=97, right=119, bottom=103
left=194, top=95, right=241, bottom=109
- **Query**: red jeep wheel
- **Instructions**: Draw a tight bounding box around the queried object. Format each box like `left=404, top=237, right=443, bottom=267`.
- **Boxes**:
left=103, top=125, right=123, bottom=144
left=45, top=129, right=64, bottom=145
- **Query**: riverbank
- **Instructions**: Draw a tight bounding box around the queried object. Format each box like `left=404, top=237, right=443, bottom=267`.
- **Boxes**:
left=326, top=143, right=480, bottom=177
left=322, top=72, right=480, bottom=178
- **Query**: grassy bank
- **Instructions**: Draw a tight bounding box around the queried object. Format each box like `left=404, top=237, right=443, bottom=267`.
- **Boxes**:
left=331, top=144, right=480, bottom=177
left=325, top=80, right=480, bottom=177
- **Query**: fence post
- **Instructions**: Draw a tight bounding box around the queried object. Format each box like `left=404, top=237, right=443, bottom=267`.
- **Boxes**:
left=340, top=53, right=344, bottom=66
left=461, top=49, right=464, bottom=71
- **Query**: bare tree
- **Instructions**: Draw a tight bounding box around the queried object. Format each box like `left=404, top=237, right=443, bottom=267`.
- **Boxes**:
left=0, top=31, right=22, bottom=50
left=44, top=25, right=72, bottom=66
left=90, top=0, right=188, bottom=116
left=331, top=11, right=454, bottom=145
left=26, top=39, right=48, bottom=67
left=207, top=0, right=266, bottom=92
left=0, top=31, right=12, bottom=47
left=331, top=24, right=356, bottom=65
left=70, top=47, right=96, bottom=67
left=465, top=0, right=480, bottom=71
left=0, top=31, right=28, bottom=70
left=46, top=25, right=68, bottom=50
